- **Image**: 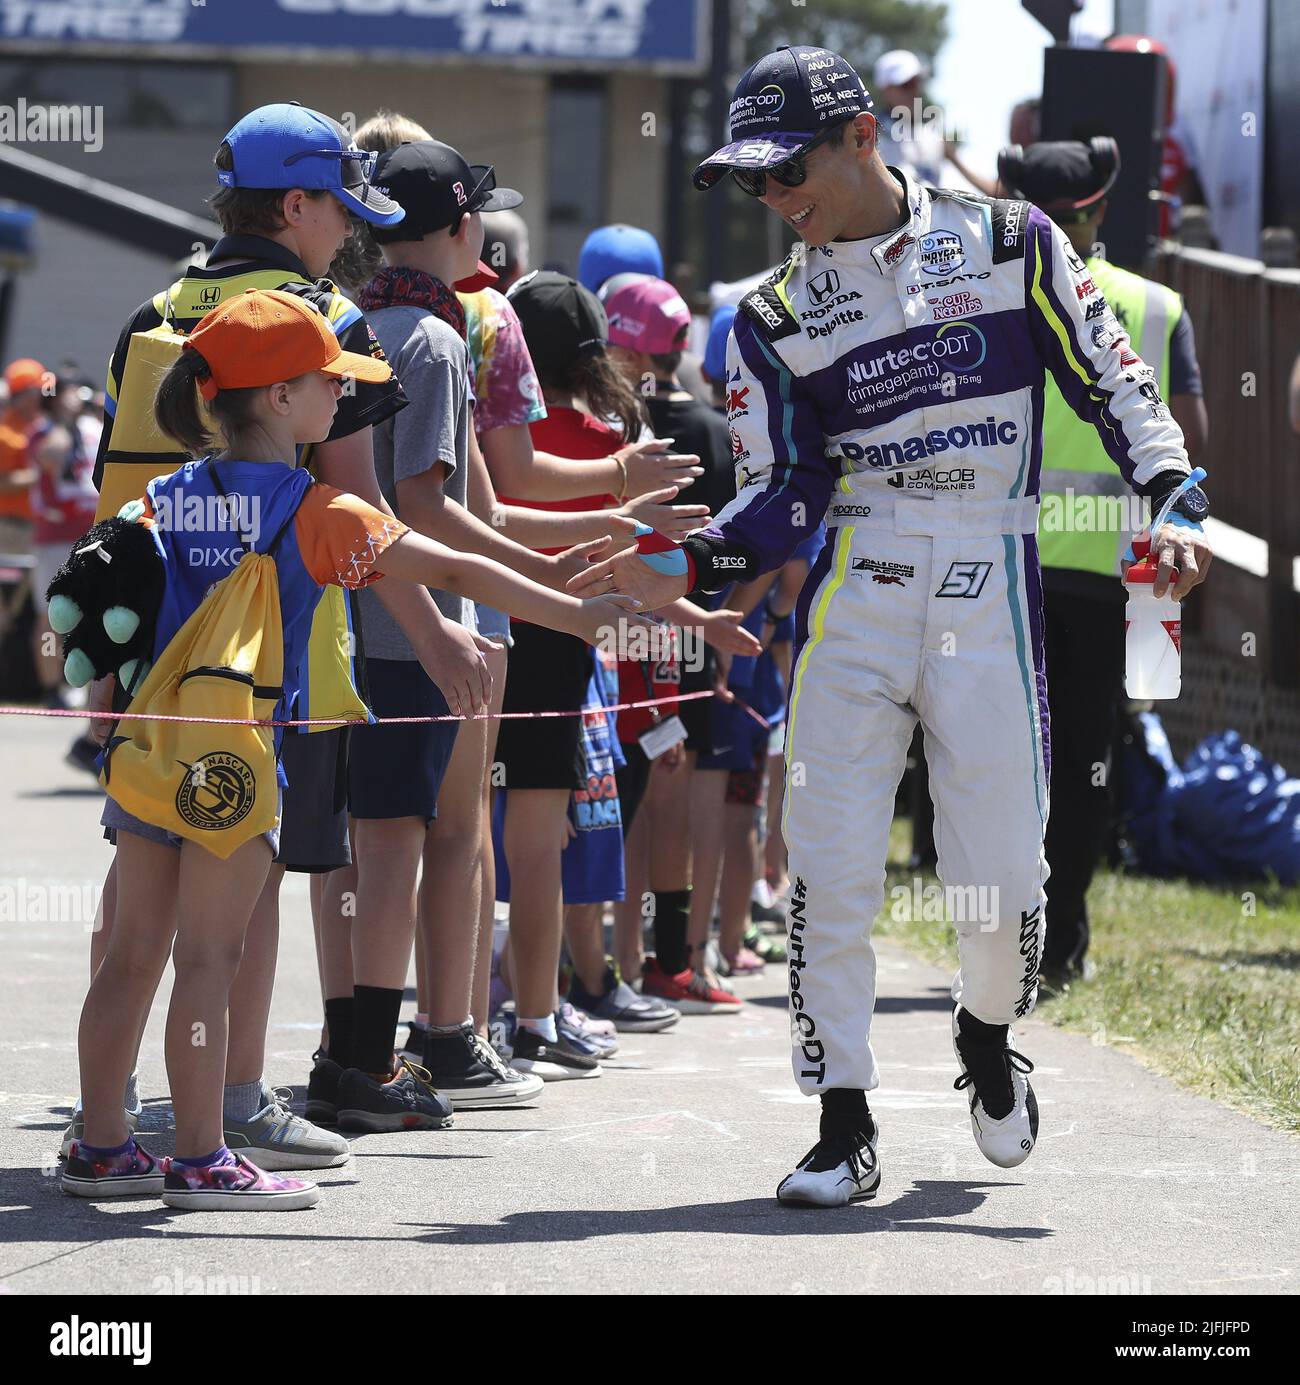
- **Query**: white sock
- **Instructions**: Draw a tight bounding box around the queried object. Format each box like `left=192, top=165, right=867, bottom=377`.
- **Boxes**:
left=518, top=1014, right=558, bottom=1043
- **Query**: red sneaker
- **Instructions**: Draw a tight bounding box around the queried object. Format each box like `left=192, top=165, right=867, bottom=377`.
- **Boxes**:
left=642, top=958, right=742, bottom=1014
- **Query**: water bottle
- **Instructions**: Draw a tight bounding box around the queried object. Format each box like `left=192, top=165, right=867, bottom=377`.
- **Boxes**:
left=1124, top=535, right=1181, bottom=698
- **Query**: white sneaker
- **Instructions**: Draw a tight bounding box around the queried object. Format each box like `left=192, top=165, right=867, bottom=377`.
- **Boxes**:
left=776, top=1124, right=881, bottom=1207
left=952, top=1007, right=1038, bottom=1168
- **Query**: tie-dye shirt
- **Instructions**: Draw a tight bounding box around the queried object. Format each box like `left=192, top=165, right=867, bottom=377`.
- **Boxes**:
left=458, top=287, right=547, bottom=436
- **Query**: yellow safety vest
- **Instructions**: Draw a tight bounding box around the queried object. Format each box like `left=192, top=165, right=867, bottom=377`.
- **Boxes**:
left=96, top=267, right=371, bottom=732
left=1039, top=256, right=1183, bottom=577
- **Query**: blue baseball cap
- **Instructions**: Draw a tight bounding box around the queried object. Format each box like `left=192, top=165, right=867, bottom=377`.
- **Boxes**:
left=693, top=46, right=872, bottom=191
left=703, top=304, right=737, bottom=383
left=577, top=224, right=664, bottom=292
left=217, top=102, right=405, bottom=227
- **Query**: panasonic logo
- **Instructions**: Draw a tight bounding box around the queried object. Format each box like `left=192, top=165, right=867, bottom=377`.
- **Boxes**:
left=839, top=417, right=1018, bottom=470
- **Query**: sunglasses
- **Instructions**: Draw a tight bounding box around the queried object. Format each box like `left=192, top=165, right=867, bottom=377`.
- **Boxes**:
left=729, top=122, right=850, bottom=198
left=283, top=145, right=379, bottom=196
left=448, top=163, right=498, bottom=232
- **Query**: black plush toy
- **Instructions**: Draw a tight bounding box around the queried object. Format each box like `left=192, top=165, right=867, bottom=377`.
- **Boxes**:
left=45, top=511, right=164, bottom=696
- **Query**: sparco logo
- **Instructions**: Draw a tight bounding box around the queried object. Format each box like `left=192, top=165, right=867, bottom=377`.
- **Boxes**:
left=808, top=269, right=841, bottom=304
left=1014, top=905, right=1042, bottom=1018
left=786, top=876, right=825, bottom=1083
left=714, top=556, right=747, bottom=569
left=746, top=293, right=783, bottom=331
left=1002, top=199, right=1026, bottom=248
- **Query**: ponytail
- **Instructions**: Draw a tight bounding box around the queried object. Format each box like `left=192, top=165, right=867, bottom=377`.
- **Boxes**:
left=565, top=348, right=646, bottom=444
left=154, top=350, right=215, bottom=455
left=154, top=350, right=265, bottom=457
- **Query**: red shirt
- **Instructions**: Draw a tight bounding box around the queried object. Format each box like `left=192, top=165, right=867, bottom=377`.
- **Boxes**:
left=499, top=407, right=619, bottom=556
left=616, top=629, right=681, bottom=743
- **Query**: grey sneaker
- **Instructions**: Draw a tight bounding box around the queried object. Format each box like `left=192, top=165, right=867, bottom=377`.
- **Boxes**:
left=224, top=1088, right=351, bottom=1170
left=570, top=967, right=680, bottom=1033
left=60, top=1086, right=143, bottom=1160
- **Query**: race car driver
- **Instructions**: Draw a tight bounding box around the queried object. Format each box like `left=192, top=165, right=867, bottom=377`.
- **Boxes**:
left=569, top=45, right=1213, bottom=1207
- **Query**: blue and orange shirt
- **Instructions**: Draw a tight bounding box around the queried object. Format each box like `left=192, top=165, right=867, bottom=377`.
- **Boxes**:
left=143, top=457, right=407, bottom=756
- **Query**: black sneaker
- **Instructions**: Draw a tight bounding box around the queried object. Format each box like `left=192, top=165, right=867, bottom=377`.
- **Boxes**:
left=422, top=1023, right=545, bottom=1108
left=304, top=1050, right=343, bottom=1125
left=65, top=735, right=102, bottom=778
left=397, top=1020, right=427, bottom=1065
left=510, top=1026, right=602, bottom=1082
left=569, top=966, right=680, bottom=1034
left=335, top=1057, right=454, bottom=1132
left=777, top=1120, right=882, bottom=1207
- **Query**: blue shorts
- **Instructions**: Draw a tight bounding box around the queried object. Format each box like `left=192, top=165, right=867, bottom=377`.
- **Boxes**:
left=474, top=603, right=512, bottom=649
left=347, top=657, right=459, bottom=822
left=698, top=699, right=769, bottom=773
left=101, top=793, right=282, bottom=856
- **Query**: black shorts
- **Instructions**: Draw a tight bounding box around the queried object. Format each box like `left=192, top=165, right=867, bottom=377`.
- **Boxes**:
left=495, top=621, right=589, bottom=791
left=678, top=648, right=716, bottom=756
left=347, top=658, right=459, bottom=822
left=615, top=739, right=652, bottom=834
left=276, top=726, right=351, bottom=874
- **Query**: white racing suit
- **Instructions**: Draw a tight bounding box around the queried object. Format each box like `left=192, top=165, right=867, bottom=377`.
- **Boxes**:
left=681, top=169, right=1191, bottom=1094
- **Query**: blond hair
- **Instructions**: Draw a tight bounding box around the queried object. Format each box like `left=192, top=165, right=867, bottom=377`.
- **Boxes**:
left=354, top=110, right=433, bottom=154
left=328, top=111, right=438, bottom=290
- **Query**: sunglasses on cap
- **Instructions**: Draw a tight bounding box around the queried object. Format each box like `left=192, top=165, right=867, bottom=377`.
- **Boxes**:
left=283, top=144, right=379, bottom=195
left=730, top=121, right=851, bottom=198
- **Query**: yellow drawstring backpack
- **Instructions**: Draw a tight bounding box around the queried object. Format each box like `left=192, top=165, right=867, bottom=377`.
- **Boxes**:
left=102, top=475, right=300, bottom=858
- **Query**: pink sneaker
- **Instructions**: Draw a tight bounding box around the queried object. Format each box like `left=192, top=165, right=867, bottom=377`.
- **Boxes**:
left=723, top=946, right=767, bottom=975
left=162, top=1151, right=319, bottom=1211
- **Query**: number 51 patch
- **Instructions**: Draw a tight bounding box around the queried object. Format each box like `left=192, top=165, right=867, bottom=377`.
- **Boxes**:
left=936, top=561, right=992, bottom=598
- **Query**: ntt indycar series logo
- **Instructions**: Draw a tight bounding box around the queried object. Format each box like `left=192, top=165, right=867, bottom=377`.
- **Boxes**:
left=844, top=320, right=986, bottom=407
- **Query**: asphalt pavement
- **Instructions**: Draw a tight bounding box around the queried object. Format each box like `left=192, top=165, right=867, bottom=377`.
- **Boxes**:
left=1, top=715, right=1297, bottom=1296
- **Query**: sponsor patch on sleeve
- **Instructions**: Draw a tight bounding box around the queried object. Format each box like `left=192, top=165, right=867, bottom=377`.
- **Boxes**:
left=991, top=199, right=1029, bottom=265
left=739, top=284, right=800, bottom=342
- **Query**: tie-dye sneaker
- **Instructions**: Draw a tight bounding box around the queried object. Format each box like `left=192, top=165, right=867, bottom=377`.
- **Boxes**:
left=62, top=1138, right=165, bottom=1199
left=162, top=1152, right=319, bottom=1211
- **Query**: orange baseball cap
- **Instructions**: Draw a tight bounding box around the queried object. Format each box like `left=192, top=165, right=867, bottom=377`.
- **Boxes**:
left=4, top=357, right=47, bottom=394
left=183, top=288, right=392, bottom=401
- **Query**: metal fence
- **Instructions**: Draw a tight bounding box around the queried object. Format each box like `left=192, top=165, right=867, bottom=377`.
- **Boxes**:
left=1149, top=245, right=1300, bottom=765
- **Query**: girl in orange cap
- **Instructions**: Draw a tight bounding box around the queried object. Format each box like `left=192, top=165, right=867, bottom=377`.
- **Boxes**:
left=64, top=288, right=649, bottom=1211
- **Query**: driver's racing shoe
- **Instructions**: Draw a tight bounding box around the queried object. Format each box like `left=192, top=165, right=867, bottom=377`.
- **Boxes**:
left=777, top=1117, right=881, bottom=1207
left=952, top=1006, right=1038, bottom=1168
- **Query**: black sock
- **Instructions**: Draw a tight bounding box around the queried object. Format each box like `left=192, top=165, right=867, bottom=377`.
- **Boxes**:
left=323, top=997, right=355, bottom=1069
left=352, top=985, right=403, bottom=1076
left=956, top=1007, right=1008, bottom=1044
left=652, top=889, right=691, bottom=974
left=819, top=1088, right=875, bottom=1140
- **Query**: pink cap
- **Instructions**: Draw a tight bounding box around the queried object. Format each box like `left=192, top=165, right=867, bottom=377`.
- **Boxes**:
left=604, top=277, right=691, bottom=355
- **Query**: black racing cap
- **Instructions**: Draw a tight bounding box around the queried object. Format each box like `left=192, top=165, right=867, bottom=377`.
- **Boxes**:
left=693, top=45, right=872, bottom=190
left=371, top=140, right=522, bottom=243
left=507, top=270, right=608, bottom=377
left=998, top=137, right=1121, bottom=216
